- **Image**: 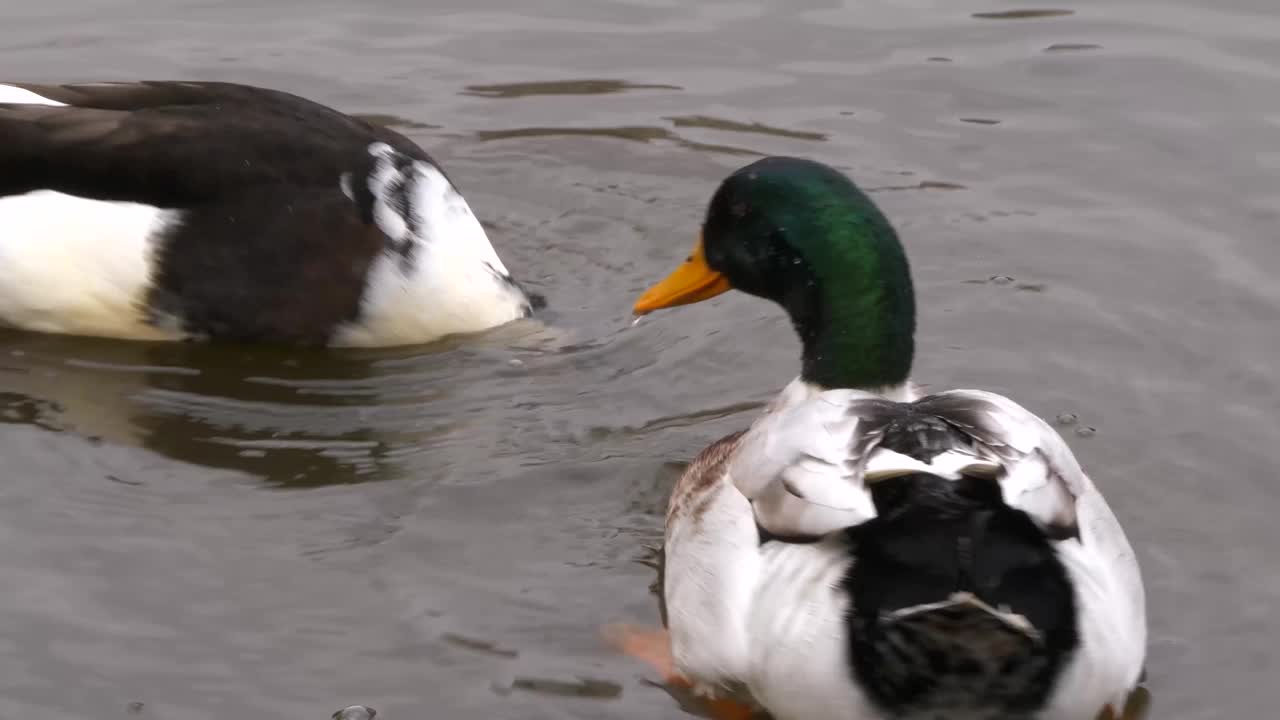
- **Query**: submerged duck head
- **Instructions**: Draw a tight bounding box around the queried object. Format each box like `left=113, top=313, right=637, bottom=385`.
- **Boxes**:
left=634, top=156, right=915, bottom=391
left=330, top=142, right=544, bottom=346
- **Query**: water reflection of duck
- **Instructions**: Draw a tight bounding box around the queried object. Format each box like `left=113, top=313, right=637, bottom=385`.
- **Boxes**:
left=0, top=81, right=542, bottom=346
left=0, top=330, right=421, bottom=486
left=611, top=157, right=1147, bottom=720
left=0, top=308, right=565, bottom=487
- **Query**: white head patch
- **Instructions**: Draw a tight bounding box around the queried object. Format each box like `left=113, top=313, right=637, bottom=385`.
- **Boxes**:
left=329, top=142, right=531, bottom=346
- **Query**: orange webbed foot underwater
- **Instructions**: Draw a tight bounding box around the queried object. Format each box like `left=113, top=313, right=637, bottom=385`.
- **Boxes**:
left=602, top=623, right=757, bottom=720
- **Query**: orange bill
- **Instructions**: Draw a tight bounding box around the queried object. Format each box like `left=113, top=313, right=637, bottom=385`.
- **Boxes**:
left=634, top=235, right=732, bottom=315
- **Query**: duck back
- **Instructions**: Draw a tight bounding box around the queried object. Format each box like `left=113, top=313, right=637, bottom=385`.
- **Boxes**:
left=842, top=474, right=1079, bottom=719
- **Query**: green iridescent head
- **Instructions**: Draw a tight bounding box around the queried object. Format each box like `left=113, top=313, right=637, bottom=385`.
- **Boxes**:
left=635, top=156, right=916, bottom=390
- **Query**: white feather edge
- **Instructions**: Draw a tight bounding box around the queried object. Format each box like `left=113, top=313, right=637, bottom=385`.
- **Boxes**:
left=0, top=84, right=67, bottom=106
left=885, top=591, right=1039, bottom=638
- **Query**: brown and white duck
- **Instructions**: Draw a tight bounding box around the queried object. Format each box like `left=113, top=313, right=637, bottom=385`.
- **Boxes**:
left=0, top=81, right=541, bottom=346
left=610, top=156, right=1148, bottom=720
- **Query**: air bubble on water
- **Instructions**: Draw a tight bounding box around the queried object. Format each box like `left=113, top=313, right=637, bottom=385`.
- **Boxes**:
left=1055, top=412, right=1078, bottom=426
left=332, top=706, right=377, bottom=720
left=990, top=275, right=1014, bottom=285
left=1074, top=426, right=1097, bottom=438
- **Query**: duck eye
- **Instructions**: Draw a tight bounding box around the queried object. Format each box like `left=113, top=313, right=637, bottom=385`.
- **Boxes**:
left=685, top=255, right=693, bottom=262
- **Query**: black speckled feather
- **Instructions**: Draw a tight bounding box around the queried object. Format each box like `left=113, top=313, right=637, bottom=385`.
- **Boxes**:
left=841, top=471, right=1079, bottom=718
left=844, top=397, right=982, bottom=462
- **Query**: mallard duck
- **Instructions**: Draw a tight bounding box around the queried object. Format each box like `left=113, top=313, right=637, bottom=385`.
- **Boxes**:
left=0, top=81, right=541, bottom=346
left=611, top=157, right=1147, bottom=720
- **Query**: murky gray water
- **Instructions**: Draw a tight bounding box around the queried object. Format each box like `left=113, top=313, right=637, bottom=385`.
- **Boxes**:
left=2, top=1, right=1278, bottom=718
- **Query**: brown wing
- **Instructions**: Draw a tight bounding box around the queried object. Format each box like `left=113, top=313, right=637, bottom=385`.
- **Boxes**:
left=0, top=80, right=433, bottom=207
